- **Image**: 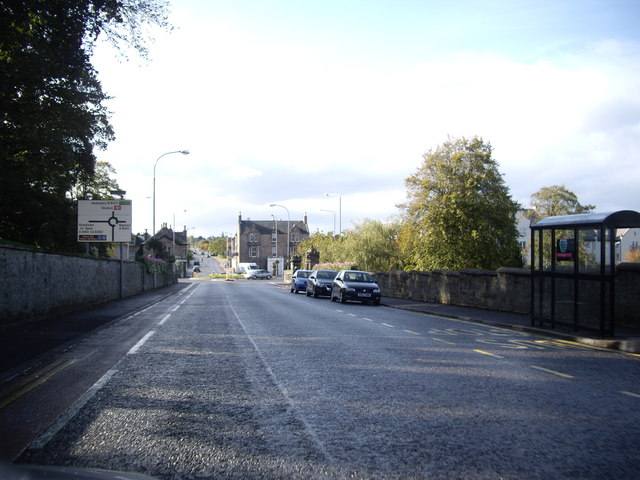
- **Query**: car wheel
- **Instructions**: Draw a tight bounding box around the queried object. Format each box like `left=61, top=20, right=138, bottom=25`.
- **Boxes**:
left=373, top=299, right=380, bottom=305
left=312, top=288, right=319, bottom=298
left=339, top=290, right=347, bottom=304
left=267, top=275, right=272, bottom=279
left=290, top=285, right=295, bottom=293
left=330, top=291, right=337, bottom=302
left=250, top=275, right=256, bottom=279
left=305, top=289, right=311, bottom=297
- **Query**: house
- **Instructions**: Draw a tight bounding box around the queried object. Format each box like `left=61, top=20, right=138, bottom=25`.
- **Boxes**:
left=144, top=223, right=189, bottom=262
left=516, top=209, right=533, bottom=266
left=229, top=212, right=310, bottom=275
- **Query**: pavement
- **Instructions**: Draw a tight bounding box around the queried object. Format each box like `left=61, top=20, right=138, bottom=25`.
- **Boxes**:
left=381, top=296, right=640, bottom=355
left=2, top=279, right=639, bottom=380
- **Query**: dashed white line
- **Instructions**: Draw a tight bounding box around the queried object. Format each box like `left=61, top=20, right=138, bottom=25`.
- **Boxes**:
left=403, top=329, right=420, bottom=335
left=381, top=323, right=394, bottom=328
left=128, top=331, right=155, bottom=354
left=158, top=314, right=171, bottom=325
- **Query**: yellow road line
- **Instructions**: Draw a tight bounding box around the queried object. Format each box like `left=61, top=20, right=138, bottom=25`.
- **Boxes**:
left=474, top=349, right=504, bottom=359
left=0, top=359, right=76, bottom=409
left=621, top=391, right=640, bottom=399
left=531, top=365, right=574, bottom=379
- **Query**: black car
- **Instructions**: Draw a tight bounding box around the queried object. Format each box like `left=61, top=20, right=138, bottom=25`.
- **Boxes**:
left=330, top=270, right=381, bottom=305
left=305, top=269, right=338, bottom=298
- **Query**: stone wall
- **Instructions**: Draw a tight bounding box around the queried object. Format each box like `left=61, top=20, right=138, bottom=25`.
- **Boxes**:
left=374, top=267, right=531, bottom=314
left=1, top=243, right=176, bottom=327
left=374, top=265, right=640, bottom=328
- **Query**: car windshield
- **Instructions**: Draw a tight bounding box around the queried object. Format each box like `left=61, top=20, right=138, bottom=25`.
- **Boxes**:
left=344, top=272, right=373, bottom=282
left=317, top=270, right=338, bottom=280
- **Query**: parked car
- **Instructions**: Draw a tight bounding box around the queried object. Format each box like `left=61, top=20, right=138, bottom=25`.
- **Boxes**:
left=244, top=269, right=272, bottom=280
left=306, top=269, right=338, bottom=298
left=193, top=265, right=201, bottom=273
left=290, top=269, right=312, bottom=293
left=330, top=270, right=381, bottom=305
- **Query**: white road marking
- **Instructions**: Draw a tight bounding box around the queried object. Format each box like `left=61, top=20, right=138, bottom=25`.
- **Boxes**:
left=128, top=331, right=156, bottom=354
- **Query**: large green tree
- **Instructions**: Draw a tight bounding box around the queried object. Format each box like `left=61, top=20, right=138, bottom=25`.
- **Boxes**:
left=0, top=0, right=169, bottom=250
left=398, top=136, right=522, bottom=271
left=529, top=184, right=595, bottom=219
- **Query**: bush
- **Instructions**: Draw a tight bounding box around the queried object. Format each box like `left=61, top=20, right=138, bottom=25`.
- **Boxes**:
left=312, top=262, right=358, bottom=271
left=139, top=255, right=166, bottom=274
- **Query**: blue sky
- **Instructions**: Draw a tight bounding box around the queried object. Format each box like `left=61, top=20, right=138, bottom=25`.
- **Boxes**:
left=92, top=0, right=640, bottom=237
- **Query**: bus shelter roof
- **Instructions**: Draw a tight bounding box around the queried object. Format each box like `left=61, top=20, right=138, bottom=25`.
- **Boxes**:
left=531, top=210, right=640, bottom=230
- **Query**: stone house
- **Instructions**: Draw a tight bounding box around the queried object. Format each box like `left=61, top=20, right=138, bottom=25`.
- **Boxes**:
left=144, top=223, right=189, bottom=262
left=229, top=212, right=310, bottom=275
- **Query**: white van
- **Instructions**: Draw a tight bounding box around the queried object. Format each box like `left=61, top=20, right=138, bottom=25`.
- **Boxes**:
left=237, top=262, right=259, bottom=274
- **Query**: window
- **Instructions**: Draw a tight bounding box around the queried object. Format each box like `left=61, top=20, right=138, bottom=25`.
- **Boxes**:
left=250, top=246, right=259, bottom=257
left=249, top=232, right=258, bottom=243
left=272, top=233, right=277, bottom=242
left=272, top=246, right=277, bottom=257
left=291, top=232, right=300, bottom=243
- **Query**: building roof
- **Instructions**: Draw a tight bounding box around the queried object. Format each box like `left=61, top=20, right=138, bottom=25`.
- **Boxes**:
left=240, top=219, right=309, bottom=235
left=145, top=225, right=188, bottom=245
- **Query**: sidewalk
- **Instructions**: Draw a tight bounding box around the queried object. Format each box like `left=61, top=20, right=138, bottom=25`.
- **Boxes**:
left=381, top=297, right=640, bottom=354
left=0, top=282, right=191, bottom=379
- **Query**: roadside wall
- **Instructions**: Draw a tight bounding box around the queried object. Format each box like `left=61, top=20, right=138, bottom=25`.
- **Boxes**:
left=1, top=243, right=176, bottom=327
left=374, top=267, right=531, bottom=314
left=374, top=265, right=640, bottom=328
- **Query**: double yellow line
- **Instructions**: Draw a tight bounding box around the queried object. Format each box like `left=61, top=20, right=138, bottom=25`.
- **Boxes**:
left=0, top=358, right=76, bottom=409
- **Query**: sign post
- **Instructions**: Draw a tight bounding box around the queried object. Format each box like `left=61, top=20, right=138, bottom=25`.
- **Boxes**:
left=78, top=200, right=133, bottom=298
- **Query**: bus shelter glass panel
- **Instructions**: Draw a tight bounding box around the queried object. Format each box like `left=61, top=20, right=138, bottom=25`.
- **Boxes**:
left=578, top=228, right=600, bottom=274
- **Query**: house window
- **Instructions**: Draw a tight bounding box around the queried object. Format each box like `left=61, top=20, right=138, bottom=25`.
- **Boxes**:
left=272, top=246, right=277, bottom=257
left=249, top=233, right=258, bottom=243
left=272, top=233, right=277, bottom=242
left=291, top=232, right=300, bottom=243
left=250, top=246, right=259, bottom=257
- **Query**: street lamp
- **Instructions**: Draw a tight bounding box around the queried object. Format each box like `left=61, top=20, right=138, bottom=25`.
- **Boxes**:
left=271, top=214, right=278, bottom=275
left=324, top=193, right=341, bottom=235
left=320, top=209, right=336, bottom=235
left=270, top=203, right=290, bottom=268
left=153, top=150, right=189, bottom=237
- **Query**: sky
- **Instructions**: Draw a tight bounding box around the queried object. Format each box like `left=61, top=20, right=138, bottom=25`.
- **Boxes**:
left=91, top=0, right=640, bottom=238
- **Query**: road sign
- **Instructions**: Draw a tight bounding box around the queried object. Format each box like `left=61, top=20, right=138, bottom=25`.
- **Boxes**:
left=78, top=200, right=132, bottom=242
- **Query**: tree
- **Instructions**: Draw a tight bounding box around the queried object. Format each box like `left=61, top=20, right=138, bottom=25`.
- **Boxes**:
left=0, top=0, right=169, bottom=249
left=70, top=161, right=122, bottom=201
left=342, top=218, right=402, bottom=272
left=529, top=185, right=595, bottom=219
left=398, top=136, right=521, bottom=271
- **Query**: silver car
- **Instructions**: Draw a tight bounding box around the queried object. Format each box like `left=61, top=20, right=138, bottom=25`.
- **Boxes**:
left=244, top=269, right=272, bottom=280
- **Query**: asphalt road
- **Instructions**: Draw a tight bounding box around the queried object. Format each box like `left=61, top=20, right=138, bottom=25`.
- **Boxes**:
left=5, top=280, right=640, bottom=479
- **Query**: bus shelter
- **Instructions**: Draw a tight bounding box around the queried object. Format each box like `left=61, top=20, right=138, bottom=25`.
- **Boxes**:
left=530, top=210, right=640, bottom=337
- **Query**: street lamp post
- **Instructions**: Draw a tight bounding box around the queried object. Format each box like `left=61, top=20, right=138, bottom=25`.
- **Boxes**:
left=270, top=203, right=290, bottom=269
left=320, top=209, right=336, bottom=235
left=324, top=193, right=341, bottom=235
left=153, top=150, right=189, bottom=237
left=271, top=214, right=278, bottom=276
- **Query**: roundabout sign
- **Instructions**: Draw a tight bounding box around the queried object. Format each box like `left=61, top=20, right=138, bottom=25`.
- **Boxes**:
left=78, top=200, right=132, bottom=242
